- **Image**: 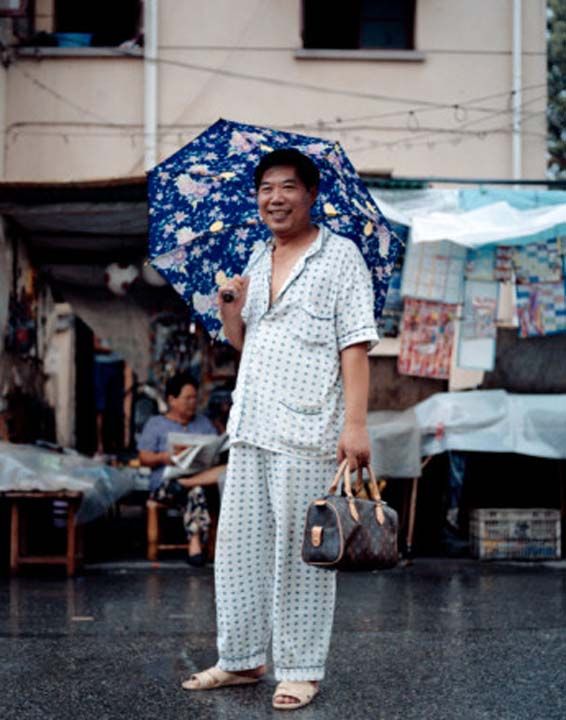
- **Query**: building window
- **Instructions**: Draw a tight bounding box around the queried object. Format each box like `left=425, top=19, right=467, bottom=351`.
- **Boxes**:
left=54, top=0, right=141, bottom=47
left=302, top=0, right=416, bottom=51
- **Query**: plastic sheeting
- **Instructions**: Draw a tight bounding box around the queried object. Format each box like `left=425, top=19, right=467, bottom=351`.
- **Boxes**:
left=367, top=390, right=566, bottom=477
left=367, top=408, right=421, bottom=478
left=0, top=442, right=136, bottom=523
left=370, top=188, right=459, bottom=227
left=411, top=201, right=566, bottom=248
left=414, top=390, right=566, bottom=460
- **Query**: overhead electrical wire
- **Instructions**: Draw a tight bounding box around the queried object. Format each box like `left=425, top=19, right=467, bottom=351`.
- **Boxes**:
left=347, top=93, right=548, bottom=153
left=8, top=51, right=548, bottom=161
left=15, top=44, right=547, bottom=122
left=111, top=47, right=547, bottom=112
left=12, top=64, right=125, bottom=128
left=8, top=107, right=548, bottom=141
left=7, top=98, right=548, bottom=148
left=305, top=83, right=547, bottom=126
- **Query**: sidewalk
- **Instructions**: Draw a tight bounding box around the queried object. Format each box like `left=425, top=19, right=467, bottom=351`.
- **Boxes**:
left=1, top=558, right=565, bottom=720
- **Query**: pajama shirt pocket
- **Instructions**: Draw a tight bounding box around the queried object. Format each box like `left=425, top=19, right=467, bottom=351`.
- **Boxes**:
left=293, top=305, right=334, bottom=346
left=277, top=399, right=325, bottom=453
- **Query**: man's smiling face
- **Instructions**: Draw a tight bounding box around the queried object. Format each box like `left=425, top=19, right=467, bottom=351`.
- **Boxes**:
left=257, top=165, right=317, bottom=240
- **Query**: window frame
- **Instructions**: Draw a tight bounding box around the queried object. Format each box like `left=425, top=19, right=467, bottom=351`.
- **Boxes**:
left=51, top=0, right=142, bottom=49
left=301, top=0, right=417, bottom=53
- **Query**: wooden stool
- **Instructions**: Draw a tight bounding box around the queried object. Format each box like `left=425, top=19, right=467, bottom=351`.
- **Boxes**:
left=146, top=499, right=189, bottom=561
left=3, top=491, right=84, bottom=577
left=146, top=498, right=217, bottom=562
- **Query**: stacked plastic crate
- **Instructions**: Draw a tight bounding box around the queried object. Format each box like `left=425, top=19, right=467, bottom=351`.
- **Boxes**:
left=470, top=509, right=562, bottom=560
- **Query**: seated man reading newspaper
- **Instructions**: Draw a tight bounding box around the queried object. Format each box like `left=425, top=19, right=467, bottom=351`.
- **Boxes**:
left=138, top=372, right=228, bottom=566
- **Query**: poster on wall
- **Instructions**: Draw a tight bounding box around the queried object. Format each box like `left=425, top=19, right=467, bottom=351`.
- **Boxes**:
left=465, top=247, right=496, bottom=281
left=513, top=238, right=562, bottom=284
left=398, top=298, right=456, bottom=380
left=401, top=240, right=466, bottom=305
left=457, top=280, right=499, bottom=370
left=516, top=281, right=566, bottom=338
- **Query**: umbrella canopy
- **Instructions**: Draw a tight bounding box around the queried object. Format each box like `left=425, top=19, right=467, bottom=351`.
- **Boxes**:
left=148, top=118, right=401, bottom=337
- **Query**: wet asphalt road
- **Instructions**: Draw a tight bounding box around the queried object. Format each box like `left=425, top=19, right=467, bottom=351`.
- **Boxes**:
left=0, top=558, right=565, bottom=720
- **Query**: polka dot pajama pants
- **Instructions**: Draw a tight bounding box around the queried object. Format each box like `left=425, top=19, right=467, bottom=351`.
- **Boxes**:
left=214, top=442, right=337, bottom=682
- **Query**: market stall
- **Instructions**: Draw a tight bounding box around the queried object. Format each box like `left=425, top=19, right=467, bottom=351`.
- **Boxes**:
left=371, top=191, right=566, bottom=389
left=367, top=389, right=566, bottom=556
left=0, top=442, right=136, bottom=574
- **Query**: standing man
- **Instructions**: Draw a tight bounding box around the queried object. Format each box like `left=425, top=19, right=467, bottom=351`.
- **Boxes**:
left=183, top=149, right=378, bottom=710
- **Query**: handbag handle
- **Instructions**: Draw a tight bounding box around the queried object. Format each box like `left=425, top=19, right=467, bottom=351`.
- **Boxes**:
left=328, top=459, right=359, bottom=521
left=328, top=459, right=351, bottom=497
left=361, top=465, right=385, bottom=525
left=328, top=460, right=385, bottom=525
left=358, top=465, right=382, bottom=502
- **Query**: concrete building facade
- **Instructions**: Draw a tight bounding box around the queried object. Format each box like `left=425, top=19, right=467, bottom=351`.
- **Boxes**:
left=0, top=0, right=551, bottom=445
left=1, top=0, right=548, bottom=182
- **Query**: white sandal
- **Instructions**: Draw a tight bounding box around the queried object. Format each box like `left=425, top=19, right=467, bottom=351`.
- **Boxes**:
left=272, top=681, right=319, bottom=710
left=182, top=666, right=261, bottom=691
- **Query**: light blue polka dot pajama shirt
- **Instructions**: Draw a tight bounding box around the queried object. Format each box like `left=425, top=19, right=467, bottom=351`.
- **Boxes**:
left=216, top=226, right=378, bottom=682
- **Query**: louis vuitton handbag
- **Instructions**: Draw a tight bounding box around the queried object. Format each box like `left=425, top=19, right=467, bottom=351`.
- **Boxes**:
left=302, top=459, right=398, bottom=571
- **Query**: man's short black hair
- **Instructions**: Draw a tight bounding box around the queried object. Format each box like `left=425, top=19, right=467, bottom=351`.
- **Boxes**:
left=165, top=372, right=199, bottom=399
left=254, top=148, right=320, bottom=191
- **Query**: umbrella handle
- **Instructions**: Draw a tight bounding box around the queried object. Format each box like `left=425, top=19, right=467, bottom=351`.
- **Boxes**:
left=221, top=289, right=238, bottom=303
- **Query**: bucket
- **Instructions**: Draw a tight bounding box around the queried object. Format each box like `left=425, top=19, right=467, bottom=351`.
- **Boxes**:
left=55, top=33, right=93, bottom=48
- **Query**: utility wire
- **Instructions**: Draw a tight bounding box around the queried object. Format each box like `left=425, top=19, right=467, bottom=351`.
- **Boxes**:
left=350, top=112, right=548, bottom=155
left=330, top=83, right=546, bottom=125
left=14, top=49, right=547, bottom=138
left=21, top=43, right=546, bottom=115
left=13, top=64, right=125, bottom=128
left=10, top=54, right=548, bottom=161
left=349, top=93, right=547, bottom=152
left=8, top=112, right=548, bottom=140
left=7, top=96, right=547, bottom=145
left=6, top=93, right=547, bottom=138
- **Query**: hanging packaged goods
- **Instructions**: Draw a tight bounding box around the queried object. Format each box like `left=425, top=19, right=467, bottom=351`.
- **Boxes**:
left=377, top=195, right=566, bottom=382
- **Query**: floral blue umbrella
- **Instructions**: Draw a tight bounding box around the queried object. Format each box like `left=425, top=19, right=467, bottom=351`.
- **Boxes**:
left=148, top=118, right=401, bottom=338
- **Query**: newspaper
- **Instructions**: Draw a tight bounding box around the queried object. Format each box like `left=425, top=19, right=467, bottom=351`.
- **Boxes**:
left=162, top=432, right=229, bottom=480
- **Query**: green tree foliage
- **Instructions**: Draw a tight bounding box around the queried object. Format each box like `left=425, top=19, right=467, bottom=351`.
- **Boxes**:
left=548, top=0, right=566, bottom=177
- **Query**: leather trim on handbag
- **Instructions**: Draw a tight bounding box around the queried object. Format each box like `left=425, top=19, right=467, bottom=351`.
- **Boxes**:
left=311, top=526, right=323, bottom=547
left=348, top=498, right=359, bottom=522
left=302, top=500, right=345, bottom=566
